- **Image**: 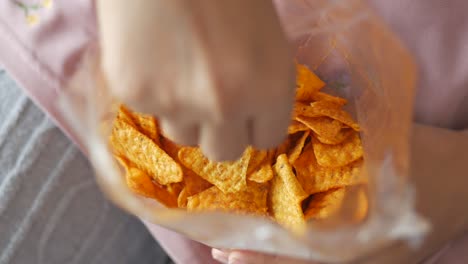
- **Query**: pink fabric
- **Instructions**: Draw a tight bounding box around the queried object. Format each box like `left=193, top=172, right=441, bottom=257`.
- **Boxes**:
left=0, top=0, right=467, bottom=263
left=142, top=221, right=218, bottom=264
left=0, top=0, right=96, bottom=150
left=369, top=0, right=468, bottom=130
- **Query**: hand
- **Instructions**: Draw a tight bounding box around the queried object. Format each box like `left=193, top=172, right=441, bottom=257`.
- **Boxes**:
left=211, top=124, right=468, bottom=264
left=97, top=0, right=294, bottom=161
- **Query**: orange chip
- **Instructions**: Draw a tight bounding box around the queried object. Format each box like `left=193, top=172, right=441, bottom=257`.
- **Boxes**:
left=314, top=128, right=353, bottom=145
left=187, top=183, right=268, bottom=215
left=167, top=182, right=184, bottom=197
left=296, top=63, right=326, bottom=101
left=304, top=188, right=346, bottom=220
left=293, top=101, right=359, bottom=131
left=311, top=92, right=347, bottom=106
left=353, top=186, right=369, bottom=222
left=114, top=155, right=130, bottom=169
left=270, top=154, right=308, bottom=233
left=312, top=132, right=363, bottom=167
left=288, top=131, right=310, bottom=164
left=247, top=150, right=273, bottom=183
left=247, top=150, right=268, bottom=175
left=110, top=118, right=183, bottom=185
left=117, top=106, right=161, bottom=145
left=292, top=102, right=311, bottom=119
left=294, top=144, right=366, bottom=194
left=160, top=136, right=182, bottom=161
left=296, top=116, right=342, bottom=140
left=288, top=120, right=309, bottom=134
left=308, top=101, right=360, bottom=131
left=126, top=167, right=177, bottom=207
left=117, top=105, right=137, bottom=127
left=131, top=112, right=160, bottom=145
left=178, top=147, right=252, bottom=193
left=178, top=187, right=189, bottom=208
left=183, top=167, right=213, bottom=196
left=249, top=164, right=274, bottom=183
left=115, top=157, right=178, bottom=208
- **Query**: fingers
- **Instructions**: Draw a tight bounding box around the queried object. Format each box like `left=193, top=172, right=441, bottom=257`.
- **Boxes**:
left=199, top=119, right=249, bottom=162
left=160, top=118, right=252, bottom=162
left=251, top=107, right=292, bottom=150
left=251, top=66, right=295, bottom=150
left=212, top=249, right=230, bottom=264
left=160, top=119, right=199, bottom=146
left=212, top=249, right=317, bottom=264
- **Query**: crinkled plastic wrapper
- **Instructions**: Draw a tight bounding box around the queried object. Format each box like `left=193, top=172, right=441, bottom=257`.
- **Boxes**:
left=58, top=0, right=429, bottom=262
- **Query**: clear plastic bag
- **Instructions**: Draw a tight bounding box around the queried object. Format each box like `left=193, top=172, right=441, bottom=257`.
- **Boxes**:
left=58, top=0, right=429, bottom=262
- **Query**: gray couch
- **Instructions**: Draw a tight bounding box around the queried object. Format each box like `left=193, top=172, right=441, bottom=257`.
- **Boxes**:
left=0, top=69, right=172, bottom=264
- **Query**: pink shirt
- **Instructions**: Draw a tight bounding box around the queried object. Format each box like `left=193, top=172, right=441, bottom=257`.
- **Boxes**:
left=0, top=0, right=96, bottom=148
left=1, top=0, right=466, bottom=263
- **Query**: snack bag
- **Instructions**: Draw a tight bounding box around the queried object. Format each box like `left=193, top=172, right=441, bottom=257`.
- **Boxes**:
left=58, top=0, right=429, bottom=262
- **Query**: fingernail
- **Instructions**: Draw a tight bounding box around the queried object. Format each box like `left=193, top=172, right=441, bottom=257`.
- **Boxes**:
left=212, top=249, right=229, bottom=264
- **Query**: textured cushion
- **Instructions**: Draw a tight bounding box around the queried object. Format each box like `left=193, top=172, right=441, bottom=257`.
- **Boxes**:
left=0, top=69, right=172, bottom=264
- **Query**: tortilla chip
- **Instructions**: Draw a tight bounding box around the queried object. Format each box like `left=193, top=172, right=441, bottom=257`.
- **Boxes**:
left=131, top=112, right=160, bottom=145
left=178, top=187, right=189, bottom=208
left=126, top=166, right=159, bottom=199
left=353, top=187, right=369, bottom=222
left=178, top=147, right=252, bottom=193
left=311, top=92, right=347, bottom=106
left=183, top=167, right=213, bottom=195
left=296, top=116, right=342, bottom=140
left=246, top=150, right=273, bottom=183
left=160, top=136, right=182, bottom=161
left=296, top=63, right=326, bottom=101
left=288, top=131, right=310, bottom=164
left=117, top=106, right=161, bottom=145
left=117, top=105, right=137, bottom=127
left=294, top=144, right=366, bottom=194
left=270, top=154, right=308, bottom=233
left=249, top=164, right=274, bottom=183
left=314, top=128, right=353, bottom=145
left=160, top=136, right=212, bottom=195
left=307, top=101, right=360, bottom=131
left=247, top=150, right=268, bottom=175
left=292, top=102, right=311, bottom=119
left=304, top=188, right=346, bottom=220
left=288, top=120, right=309, bottom=134
left=167, top=182, right=184, bottom=197
left=312, top=132, right=363, bottom=167
left=187, top=183, right=268, bottom=215
left=114, top=155, right=178, bottom=207
left=126, top=167, right=177, bottom=207
left=110, top=118, right=183, bottom=184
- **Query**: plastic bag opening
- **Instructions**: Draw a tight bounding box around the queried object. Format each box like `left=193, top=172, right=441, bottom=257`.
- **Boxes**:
left=58, top=0, right=429, bottom=262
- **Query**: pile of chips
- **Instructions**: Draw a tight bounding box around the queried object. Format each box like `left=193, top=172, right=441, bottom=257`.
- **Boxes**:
left=109, top=63, right=368, bottom=232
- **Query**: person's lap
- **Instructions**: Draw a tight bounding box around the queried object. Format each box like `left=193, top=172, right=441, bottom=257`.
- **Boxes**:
left=0, top=69, right=172, bottom=264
